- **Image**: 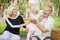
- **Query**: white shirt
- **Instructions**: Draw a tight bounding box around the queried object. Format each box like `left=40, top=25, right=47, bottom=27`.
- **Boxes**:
left=34, top=16, right=54, bottom=40
left=26, top=12, right=42, bottom=32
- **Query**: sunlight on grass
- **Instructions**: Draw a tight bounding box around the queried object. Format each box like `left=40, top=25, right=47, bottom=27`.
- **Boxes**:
left=53, top=16, right=60, bottom=28
left=0, top=21, right=6, bottom=34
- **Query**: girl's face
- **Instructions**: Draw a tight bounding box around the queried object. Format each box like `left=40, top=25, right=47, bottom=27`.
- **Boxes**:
left=12, top=7, right=18, bottom=16
left=31, top=8, right=38, bottom=14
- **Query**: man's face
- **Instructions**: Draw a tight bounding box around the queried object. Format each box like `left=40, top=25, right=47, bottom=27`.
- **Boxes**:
left=43, top=7, right=51, bottom=18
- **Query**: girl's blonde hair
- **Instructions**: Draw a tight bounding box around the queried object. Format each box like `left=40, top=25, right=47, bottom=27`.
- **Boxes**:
left=30, top=5, right=39, bottom=13
left=7, top=4, right=18, bottom=17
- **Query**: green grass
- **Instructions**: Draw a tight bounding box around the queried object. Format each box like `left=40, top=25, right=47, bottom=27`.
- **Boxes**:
left=52, top=16, right=60, bottom=28
left=0, top=16, right=60, bottom=36
left=20, top=18, right=29, bottom=36
left=0, top=21, right=6, bottom=34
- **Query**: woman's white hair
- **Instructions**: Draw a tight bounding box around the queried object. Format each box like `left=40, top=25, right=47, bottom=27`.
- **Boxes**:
left=7, top=4, right=19, bottom=17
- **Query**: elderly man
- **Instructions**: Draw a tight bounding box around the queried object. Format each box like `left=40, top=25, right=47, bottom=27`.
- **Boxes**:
left=30, top=5, right=54, bottom=40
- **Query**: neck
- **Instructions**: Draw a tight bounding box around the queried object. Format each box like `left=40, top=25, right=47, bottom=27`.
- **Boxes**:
left=43, top=15, right=49, bottom=18
left=11, top=15, right=17, bottom=18
left=34, top=12, right=38, bottom=15
left=43, top=14, right=51, bottom=18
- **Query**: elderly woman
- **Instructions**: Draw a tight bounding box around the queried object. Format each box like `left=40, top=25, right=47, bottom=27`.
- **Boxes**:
left=0, top=4, right=26, bottom=40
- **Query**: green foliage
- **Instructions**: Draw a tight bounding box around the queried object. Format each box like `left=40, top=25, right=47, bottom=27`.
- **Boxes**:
left=0, top=21, right=6, bottom=34
left=0, top=0, right=2, bottom=6
left=18, top=0, right=26, bottom=15
left=50, top=0, right=60, bottom=10
left=20, top=27, right=27, bottom=36
left=5, top=0, right=11, bottom=3
left=19, top=5, right=26, bottom=15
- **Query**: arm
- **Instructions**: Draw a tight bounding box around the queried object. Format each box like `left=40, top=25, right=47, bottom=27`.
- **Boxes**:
left=18, top=21, right=30, bottom=28
left=30, top=19, right=54, bottom=33
left=6, top=18, right=19, bottom=28
left=6, top=18, right=30, bottom=28
left=36, top=22, right=48, bottom=33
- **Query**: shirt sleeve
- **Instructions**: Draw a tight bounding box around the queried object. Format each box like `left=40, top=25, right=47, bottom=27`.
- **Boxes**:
left=5, top=18, right=19, bottom=28
left=19, top=16, right=26, bottom=28
left=44, top=20, right=54, bottom=31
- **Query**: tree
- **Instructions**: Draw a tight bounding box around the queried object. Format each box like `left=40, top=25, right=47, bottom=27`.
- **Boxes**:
left=0, top=0, right=5, bottom=18
left=50, top=0, right=60, bottom=16
left=18, top=0, right=26, bottom=15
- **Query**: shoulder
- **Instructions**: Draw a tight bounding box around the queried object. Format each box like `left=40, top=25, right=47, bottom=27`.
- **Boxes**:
left=5, top=17, right=9, bottom=21
left=18, top=15, right=24, bottom=21
left=18, top=15, right=23, bottom=18
left=48, top=16, right=55, bottom=23
left=18, top=15, right=22, bottom=17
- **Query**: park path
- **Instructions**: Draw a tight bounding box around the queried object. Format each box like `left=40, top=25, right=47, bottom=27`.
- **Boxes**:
left=20, top=36, right=27, bottom=40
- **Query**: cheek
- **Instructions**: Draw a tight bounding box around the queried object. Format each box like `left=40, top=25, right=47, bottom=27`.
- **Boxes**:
left=44, top=14, right=46, bottom=17
left=12, top=11, right=17, bottom=15
left=31, top=10, right=35, bottom=13
left=13, top=10, right=17, bottom=13
left=45, top=11, right=48, bottom=14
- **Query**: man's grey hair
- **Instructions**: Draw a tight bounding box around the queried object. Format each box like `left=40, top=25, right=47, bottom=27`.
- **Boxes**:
left=47, top=5, right=53, bottom=12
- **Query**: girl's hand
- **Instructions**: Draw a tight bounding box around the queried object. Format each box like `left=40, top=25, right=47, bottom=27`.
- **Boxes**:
left=38, top=16, right=43, bottom=22
left=30, top=18, right=37, bottom=24
left=26, top=28, right=29, bottom=32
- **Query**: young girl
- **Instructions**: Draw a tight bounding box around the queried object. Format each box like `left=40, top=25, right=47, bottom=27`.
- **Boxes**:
left=0, top=4, right=26, bottom=40
left=26, top=6, right=43, bottom=40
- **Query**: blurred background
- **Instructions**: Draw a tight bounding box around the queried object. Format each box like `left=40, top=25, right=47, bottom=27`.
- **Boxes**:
left=0, top=0, right=60, bottom=40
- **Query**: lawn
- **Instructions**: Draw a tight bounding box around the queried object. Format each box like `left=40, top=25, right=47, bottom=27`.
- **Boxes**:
left=0, top=16, right=60, bottom=36
left=52, top=16, right=60, bottom=28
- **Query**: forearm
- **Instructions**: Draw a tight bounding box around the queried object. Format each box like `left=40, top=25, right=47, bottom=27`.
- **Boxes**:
left=19, top=24, right=26, bottom=28
left=29, top=17, right=48, bottom=33
left=36, top=23, right=48, bottom=33
left=19, top=21, right=30, bottom=28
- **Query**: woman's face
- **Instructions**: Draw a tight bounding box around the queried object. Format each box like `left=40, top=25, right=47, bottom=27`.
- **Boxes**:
left=12, top=7, right=18, bottom=16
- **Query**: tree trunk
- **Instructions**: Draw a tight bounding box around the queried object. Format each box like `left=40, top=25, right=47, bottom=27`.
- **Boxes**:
left=0, top=0, right=5, bottom=18
left=58, top=0, right=60, bottom=16
left=58, top=10, right=60, bottom=16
